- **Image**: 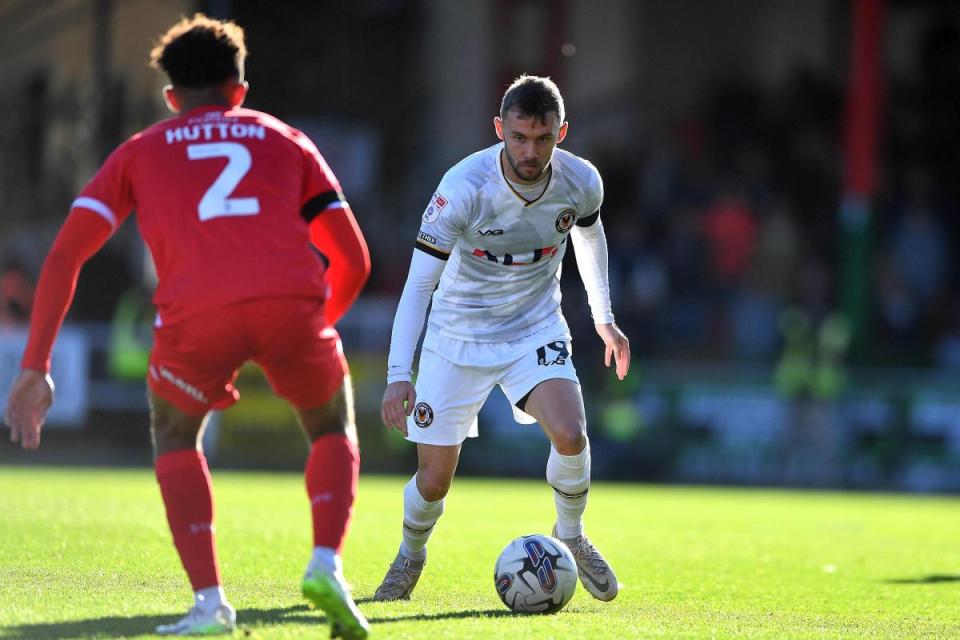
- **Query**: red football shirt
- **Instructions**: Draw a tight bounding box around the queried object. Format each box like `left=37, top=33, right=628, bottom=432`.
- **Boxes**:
left=73, top=105, right=345, bottom=326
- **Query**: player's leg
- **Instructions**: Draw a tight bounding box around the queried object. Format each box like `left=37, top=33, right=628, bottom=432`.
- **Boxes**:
left=404, top=442, right=461, bottom=555
left=522, top=378, right=589, bottom=536
left=297, top=379, right=358, bottom=574
left=150, top=393, right=236, bottom=635
left=148, top=308, right=248, bottom=635
left=251, top=298, right=367, bottom=639
left=291, top=382, right=369, bottom=640
left=521, top=378, right=619, bottom=601
left=374, top=442, right=460, bottom=601
left=374, top=347, right=491, bottom=601
left=522, top=378, right=590, bottom=536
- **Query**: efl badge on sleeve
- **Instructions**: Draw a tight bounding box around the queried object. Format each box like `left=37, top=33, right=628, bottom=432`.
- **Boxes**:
left=422, top=192, right=449, bottom=223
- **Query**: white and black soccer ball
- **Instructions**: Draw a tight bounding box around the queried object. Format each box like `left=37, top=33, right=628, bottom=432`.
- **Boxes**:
left=494, top=534, right=578, bottom=613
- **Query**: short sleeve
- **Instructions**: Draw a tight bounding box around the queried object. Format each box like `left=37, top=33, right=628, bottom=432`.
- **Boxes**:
left=294, top=129, right=347, bottom=222
left=414, top=177, right=472, bottom=260
left=71, top=141, right=136, bottom=232
left=576, top=164, right=604, bottom=227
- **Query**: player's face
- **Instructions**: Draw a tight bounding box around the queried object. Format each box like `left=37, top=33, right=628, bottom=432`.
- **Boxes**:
left=495, top=109, right=568, bottom=183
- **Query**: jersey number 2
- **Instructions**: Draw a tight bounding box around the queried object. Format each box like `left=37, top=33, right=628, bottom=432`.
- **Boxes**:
left=187, top=142, right=261, bottom=221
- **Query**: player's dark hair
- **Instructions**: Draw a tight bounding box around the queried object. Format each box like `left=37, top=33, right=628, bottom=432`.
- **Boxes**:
left=149, top=13, right=247, bottom=88
left=500, top=74, right=565, bottom=125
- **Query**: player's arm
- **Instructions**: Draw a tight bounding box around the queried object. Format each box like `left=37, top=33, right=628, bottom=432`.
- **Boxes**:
left=381, top=248, right=447, bottom=435
left=307, top=201, right=371, bottom=327
left=570, top=212, right=630, bottom=380
left=6, top=140, right=132, bottom=450
left=382, top=184, right=465, bottom=433
left=296, top=131, right=371, bottom=326
left=5, top=210, right=114, bottom=449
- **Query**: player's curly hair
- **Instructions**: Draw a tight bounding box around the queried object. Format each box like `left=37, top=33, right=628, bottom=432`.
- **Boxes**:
left=149, top=13, right=247, bottom=88
left=500, top=74, right=565, bottom=125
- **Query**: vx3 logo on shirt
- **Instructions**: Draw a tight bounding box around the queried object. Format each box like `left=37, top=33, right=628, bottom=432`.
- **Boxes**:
left=478, top=229, right=504, bottom=236
left=537, top=341, right=569, bottom=366
left=471, top=245, right=558, bottom=265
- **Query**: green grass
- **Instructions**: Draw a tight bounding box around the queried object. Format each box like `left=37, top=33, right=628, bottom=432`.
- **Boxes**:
left=1, top=467, right=959, bottom=639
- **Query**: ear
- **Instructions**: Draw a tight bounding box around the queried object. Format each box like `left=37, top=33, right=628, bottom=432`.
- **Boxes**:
left=557, top=121, right=569, bottom=144
left=162, top=85, right=180, bottom=114
left=227, top=80, right=249, bottom=108
left=494, top=116, right=504, bottom=141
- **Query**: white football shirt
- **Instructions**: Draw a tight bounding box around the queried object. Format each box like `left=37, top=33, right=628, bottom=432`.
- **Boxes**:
left=414, top=143, right=604, bottom=343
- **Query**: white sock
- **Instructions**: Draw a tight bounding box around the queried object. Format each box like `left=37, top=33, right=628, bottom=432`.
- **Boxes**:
left=308, top=545, right=343, bottom=577
left=400, top=474, right=443, bottom=560
left=194, top=586, right=227, bottom=611
left=546, top=441, right=591, bottom=539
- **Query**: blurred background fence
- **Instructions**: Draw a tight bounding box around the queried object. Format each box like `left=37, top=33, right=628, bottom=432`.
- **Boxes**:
left=2, top=0, right=960, bottom=491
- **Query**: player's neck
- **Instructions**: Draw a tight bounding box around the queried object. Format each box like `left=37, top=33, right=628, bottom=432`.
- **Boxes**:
left=178, top=99, right=234, bottom=114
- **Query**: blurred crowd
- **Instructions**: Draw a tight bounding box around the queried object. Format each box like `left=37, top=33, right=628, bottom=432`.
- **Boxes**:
left=4, top=15, right=960, bottom=375
left=566, top=18, right=960, bottom=371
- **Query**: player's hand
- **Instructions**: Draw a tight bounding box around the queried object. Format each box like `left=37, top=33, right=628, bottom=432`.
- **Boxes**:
left=381, top=381, right=416, bottom=436
left=595, top=322, right=631, bottom=380
left=4, top=369, right=55, bottom=450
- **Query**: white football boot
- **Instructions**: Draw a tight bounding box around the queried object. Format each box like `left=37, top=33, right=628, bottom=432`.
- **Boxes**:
left=553, top=526, right=620, bottom=601
left=155, top=602, right=236, bottom=636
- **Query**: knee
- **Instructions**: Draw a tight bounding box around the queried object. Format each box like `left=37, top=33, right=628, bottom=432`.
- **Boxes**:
left=149, top=399, right=203, bottom=456
left=299, top=385, right=354, bottom=443
left=303, top=414, right=351, bottom=442
left=151, top=418, right=200, bottom=456
left=551, top=424, right=587, bottom=456
left=416, top=469, right=452, bottom=502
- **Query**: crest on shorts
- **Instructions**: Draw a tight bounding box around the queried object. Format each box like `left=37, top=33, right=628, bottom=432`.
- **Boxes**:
left=413, top=402, right=434, bottom=428
left=555, top=208, right=577, bottom=233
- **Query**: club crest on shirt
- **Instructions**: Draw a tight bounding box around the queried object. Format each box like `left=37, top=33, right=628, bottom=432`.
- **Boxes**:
left=413, top=402, right=434, bottom=428
left=555, top=208, right=577, bottom=233
left=422, top=192, right=449, bottom=223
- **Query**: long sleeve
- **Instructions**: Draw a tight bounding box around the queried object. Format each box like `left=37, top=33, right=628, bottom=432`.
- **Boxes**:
left=308, top=205, right=371, bottom=326
left=386, top=250, right=446, bottom=383
left=570, top=218, right=615, bottom=324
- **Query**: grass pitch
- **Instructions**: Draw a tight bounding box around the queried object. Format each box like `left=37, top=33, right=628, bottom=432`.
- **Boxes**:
left=0, top=467, right=959, bottom=639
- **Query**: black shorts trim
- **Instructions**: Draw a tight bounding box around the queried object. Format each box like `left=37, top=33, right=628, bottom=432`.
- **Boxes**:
left=515, top=389, right=533, bottom=413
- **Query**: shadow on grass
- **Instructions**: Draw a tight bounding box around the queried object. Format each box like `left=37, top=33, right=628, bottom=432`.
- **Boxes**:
left=1, top=603, right=514, bottom=639
left=366, top=608, right=515, bottom=624
left=884, top=574, right=960, bottom=585
left=0, top=605, right=313, bottom=640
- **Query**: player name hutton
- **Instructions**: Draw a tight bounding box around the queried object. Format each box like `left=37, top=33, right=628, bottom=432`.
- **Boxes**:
left=165, top=123, right=266, bottom=144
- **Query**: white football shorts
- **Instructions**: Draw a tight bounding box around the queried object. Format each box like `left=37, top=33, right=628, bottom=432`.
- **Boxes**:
left=406, top=328, right=580, bottom=446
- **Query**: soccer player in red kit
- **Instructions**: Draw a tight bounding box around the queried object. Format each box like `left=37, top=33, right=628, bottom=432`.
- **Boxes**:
left=3, top=14, right=371, bottom=639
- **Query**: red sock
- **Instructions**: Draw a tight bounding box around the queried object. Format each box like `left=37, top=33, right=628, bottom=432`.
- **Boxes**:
left=155, top=449, right=221, bottom=591
left=305, top=433, right=359, bottom=552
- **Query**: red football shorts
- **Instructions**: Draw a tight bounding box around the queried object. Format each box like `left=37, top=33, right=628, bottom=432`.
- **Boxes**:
left=148, top=296, right=347, bottom=417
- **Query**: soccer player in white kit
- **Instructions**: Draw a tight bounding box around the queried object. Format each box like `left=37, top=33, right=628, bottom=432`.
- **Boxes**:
left=375, top=75, right=630, bottom=602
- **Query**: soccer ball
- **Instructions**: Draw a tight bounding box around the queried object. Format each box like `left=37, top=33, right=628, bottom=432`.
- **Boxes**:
left=494, top=534, right=578, bottom=613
